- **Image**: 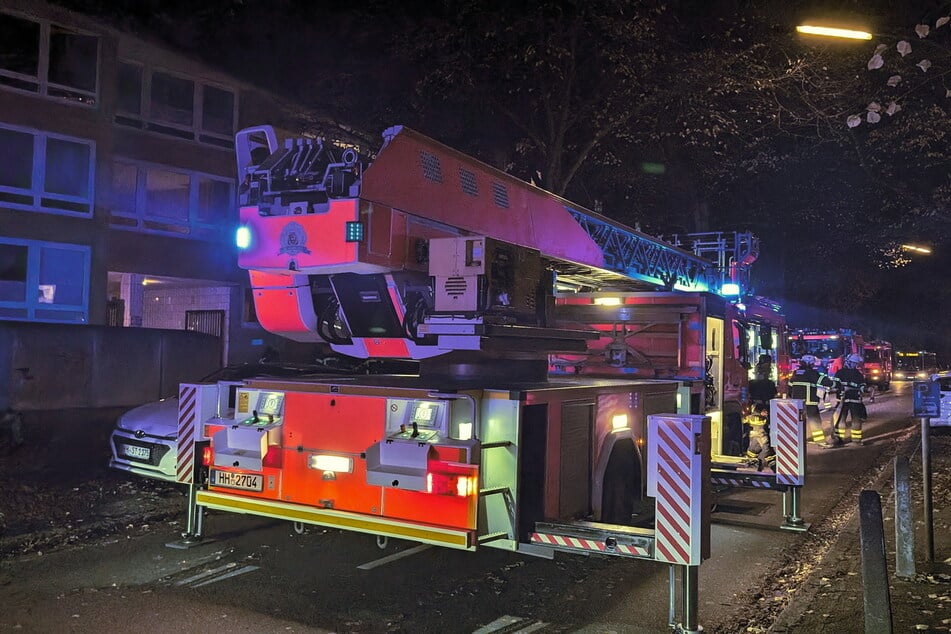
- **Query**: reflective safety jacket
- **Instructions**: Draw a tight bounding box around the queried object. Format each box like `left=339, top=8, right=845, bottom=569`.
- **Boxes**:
left=834, top=367, right=867, bottom=403
left=788, top=366, right=836, bottom=406
left=744, top=412, right=768, bottom=428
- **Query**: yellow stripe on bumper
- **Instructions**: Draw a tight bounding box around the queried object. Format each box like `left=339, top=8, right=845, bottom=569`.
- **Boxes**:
left=196, top=490, right=475, bottom=550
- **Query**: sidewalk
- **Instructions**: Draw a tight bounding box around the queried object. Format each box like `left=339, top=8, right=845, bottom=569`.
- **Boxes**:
left=770, top=433, right=951, bottom=633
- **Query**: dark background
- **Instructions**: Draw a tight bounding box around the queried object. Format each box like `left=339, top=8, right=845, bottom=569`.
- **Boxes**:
left=53, top=0, right=951, bottom=359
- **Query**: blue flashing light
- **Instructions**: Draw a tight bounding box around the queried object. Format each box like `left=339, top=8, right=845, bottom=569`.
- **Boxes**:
left=720, top=282, right=741, bottom=296
left=345, top=221, right=364, bottom=242
left=236, top=226, right=252, bottom=249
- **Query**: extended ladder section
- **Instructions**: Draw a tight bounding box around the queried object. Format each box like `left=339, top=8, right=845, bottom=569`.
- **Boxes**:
left=235, top=125, right=756, bottom=297
left=561, top=209, right=720, bottom=292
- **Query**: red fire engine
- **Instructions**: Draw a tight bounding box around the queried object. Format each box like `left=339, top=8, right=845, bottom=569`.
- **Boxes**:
left=186, top=123, right=721, bottom=554
left=169, top=124, right=825, bottom=631
left=787, top=328, right=865, bottom=378
left=178, top=124, right=781, bottom=579
left=862, top=340, right=893, bottom=390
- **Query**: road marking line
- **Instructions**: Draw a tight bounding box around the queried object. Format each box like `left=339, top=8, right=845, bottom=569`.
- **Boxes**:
left=357, top=544, right=431, bottom=570
left=191, top=565, right=260, bottom=587
left=175, top=562, right=238, bottom=586
left=473, top=615, right=549, bottom=633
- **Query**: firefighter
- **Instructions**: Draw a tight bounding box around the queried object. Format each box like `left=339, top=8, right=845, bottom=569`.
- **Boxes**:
left=743, top=403, right=776, bottom=471
left=834, top=353, right=868, bottom=445
left=744, top=356, right=777, bottom=470
left=788, top=354, right=842, bottom=447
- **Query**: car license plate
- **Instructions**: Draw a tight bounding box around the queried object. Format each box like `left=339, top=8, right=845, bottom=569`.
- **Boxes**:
left=120, top=444, right=150, bottom=460
left=210, top=469, right=263, bottom=492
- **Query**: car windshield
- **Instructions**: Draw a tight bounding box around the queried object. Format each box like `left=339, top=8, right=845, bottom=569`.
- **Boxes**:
left=938, top=378, right=951, bottom=392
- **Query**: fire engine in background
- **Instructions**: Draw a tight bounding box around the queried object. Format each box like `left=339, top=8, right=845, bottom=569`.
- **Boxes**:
left=862, top=340, right=893, bottom=390
left=179, top=123, right=746, bottom=567
left=895, top=350, right=939, bottom=381
left=788, top=329, right=865, bottom=378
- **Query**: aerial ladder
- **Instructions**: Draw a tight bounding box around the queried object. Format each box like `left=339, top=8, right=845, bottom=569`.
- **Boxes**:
left=177, top=123, right=793, bottom=632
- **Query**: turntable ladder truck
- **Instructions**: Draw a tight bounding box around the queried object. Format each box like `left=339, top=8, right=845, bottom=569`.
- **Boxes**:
left=174, top=123, right=761, bottom=631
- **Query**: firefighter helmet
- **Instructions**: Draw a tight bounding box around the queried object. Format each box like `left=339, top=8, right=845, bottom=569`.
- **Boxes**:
left=846, top=353, right=863, bottom=368
left=800, top=354, right=817, bottom=366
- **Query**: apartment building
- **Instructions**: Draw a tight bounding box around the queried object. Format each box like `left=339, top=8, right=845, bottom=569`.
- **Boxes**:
left=0, top=0, right=338, bottom=364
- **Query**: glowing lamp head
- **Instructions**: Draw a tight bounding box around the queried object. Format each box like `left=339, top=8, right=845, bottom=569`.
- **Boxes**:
left=720, top=283, right=741, bottom=296
left=611, top=413, right=630, bottom=431
left=236, top=226, right=252, bottom=249
left=308, top=454, right=353, bottom=473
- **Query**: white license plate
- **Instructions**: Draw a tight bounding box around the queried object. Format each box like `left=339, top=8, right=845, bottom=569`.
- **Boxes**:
left=120, top=444, right=150, bottom=460
left=210, top=470, right=263, bottom=492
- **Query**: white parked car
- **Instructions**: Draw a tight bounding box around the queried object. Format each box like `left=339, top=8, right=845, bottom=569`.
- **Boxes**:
left=108, top=362, right=357, bottom=482
left=931, top=374, right=951, bottom=429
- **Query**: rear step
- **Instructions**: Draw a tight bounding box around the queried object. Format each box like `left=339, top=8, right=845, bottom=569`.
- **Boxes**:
left=530, top=520, right=654, bottom=559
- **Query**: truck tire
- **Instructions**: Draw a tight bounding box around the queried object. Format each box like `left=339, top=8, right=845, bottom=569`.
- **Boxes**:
left=601, top=439, right=641, bottom=526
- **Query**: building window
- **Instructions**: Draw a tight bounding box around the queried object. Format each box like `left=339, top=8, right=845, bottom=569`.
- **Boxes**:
left=109, top=159, right=234, bottom=240
left=0, top=238, right=89, bottom=323
left=114, top=61, right=236, bottom=148
left=0, top=11, right=99, bottom=105
left=146, top=168, right=190, bottom=221
left=201, top=85, right=234, bottom=137
left=0, top=123, right=94, bottom=216
left=150, top=71, right=194, bottom=127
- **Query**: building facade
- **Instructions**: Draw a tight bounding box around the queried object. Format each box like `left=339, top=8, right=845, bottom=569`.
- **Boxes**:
left=0, top=0, right=329, bottom=365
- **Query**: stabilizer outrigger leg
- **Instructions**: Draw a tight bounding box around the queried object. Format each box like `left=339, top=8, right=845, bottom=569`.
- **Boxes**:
left=167, top=440, right=213, bottom=549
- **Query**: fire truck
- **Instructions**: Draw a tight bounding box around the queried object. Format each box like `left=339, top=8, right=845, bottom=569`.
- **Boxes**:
left=862, top=340, right=893, bottom=390
left=788, top=328, right=865, bottom=378
left=179, top=123, right=751, bottom=576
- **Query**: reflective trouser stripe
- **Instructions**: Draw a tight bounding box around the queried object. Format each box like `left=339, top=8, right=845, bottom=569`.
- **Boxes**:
left=811, top=428, right=826, bottom=442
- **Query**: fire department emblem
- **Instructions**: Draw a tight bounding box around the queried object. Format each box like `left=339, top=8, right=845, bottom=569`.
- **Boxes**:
left=278, top=221, right=311, bottom=256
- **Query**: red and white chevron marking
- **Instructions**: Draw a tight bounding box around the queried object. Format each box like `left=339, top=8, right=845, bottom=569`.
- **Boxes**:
left=773, top=400, right=804, bottom=486
left=711, top=476, right=777, bottom=489
left=653, top=419, right=693, bottom=565
left=176, top=385, right=198, bottom=483
left=530, top=533, right=649, bottom=558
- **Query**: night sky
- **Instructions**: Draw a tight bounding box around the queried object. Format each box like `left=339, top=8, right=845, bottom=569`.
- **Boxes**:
left=59, top=0, right=951, bottom=358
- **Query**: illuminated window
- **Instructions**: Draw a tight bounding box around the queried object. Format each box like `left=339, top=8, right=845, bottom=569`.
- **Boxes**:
left=0, top=123, right=94, bottom=216
left=0, top=11, right=99, bottom=104
left=0, top=238, right=89, bottom=323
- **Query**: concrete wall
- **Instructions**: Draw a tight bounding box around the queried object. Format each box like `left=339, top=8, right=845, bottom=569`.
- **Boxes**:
left=0, top=322, right=220, bottom=411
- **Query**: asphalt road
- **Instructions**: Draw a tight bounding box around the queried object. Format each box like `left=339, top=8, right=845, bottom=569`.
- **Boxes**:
left=0, top=385, right=919, bottom=634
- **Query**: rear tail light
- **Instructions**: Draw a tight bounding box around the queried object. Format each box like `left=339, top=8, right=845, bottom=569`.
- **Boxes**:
left=263, top=446, right=283, bottom=468
left=201, top=445, right=213, bottom=467
left=426, top=472, right=476, bottom=497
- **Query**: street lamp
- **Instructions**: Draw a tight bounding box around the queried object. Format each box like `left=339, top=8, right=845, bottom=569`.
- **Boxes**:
left=796, top=24, right=873, bottom=40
